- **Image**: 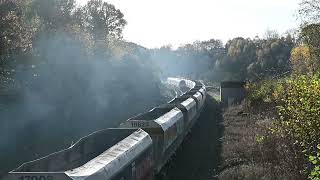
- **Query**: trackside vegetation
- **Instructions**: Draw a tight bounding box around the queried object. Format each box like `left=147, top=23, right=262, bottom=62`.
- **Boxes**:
left=246, top=75, right=320, bottom=179
left=220, top=0, right=320, bottom=179
left=244, top=22, right=320, bottom=179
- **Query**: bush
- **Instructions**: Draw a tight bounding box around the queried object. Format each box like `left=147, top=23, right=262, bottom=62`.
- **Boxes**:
left=308, top=145, right=320, bottom=180
left=270, top=75, right=320, bottom=179
left=246, top=75, right=320, bottom=179
left=246, top=79, right=284, bottom=106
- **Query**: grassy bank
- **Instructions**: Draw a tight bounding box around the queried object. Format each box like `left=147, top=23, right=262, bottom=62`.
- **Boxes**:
left=218, top=103, right=303, bottom=180
left=218, top=76, right=320, bottom=180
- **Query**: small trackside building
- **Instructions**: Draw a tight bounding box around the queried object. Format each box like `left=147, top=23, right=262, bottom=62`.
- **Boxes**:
left=220, top=81, right=246, bottom=107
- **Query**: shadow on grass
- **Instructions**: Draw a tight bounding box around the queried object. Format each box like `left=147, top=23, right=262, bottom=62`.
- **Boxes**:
left=158, top=94, right=224, bottom=180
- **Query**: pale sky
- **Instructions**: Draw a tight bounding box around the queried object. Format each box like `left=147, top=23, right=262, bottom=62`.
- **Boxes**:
left=77, top=0, right=301, bottom=48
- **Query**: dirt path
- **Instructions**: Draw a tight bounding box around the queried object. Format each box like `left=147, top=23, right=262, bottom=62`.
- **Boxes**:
left=158, top=92, right=223, bottom=180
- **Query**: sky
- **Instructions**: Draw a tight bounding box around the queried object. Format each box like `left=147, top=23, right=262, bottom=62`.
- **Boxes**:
left=76, top=0, right=302, bottom=48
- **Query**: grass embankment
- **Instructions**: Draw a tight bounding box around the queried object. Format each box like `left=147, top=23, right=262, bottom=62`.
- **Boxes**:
left=218, top=104, right=299, bottom=180
left=218, top=76, right=320, bottom=180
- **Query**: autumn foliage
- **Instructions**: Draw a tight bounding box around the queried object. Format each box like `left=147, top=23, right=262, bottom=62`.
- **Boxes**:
left=290, top=45, right=318, bottom=74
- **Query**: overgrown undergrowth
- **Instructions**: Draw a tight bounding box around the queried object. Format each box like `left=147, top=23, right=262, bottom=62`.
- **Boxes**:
left=218, top=104, right=303, bottom=180
left=219, top=75, right=320, bottom=180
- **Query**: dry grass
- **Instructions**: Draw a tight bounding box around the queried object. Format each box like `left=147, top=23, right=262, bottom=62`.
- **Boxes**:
left=217, top=103, right=304, bottom=180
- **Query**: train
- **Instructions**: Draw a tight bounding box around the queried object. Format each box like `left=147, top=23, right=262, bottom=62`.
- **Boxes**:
left=3, top=78, right=207, bottom=180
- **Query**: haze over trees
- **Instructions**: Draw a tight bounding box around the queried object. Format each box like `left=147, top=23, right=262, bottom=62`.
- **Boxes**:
left=151, top=34, right=294, bottom=81
left=0, top=0, right=163, bottom=175
left=1, top=0, right=320, bottom=179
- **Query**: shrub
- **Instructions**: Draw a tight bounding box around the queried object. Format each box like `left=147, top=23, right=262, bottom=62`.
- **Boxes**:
left=308, top=145, right=320, bottom=180
left=246, top=79, right=284, bottom=106
left=247, top=75, right=320, bottom=179
left=272, top=75, right=320, bottom=178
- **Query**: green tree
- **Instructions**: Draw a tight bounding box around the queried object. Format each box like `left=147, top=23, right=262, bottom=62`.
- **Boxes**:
left=301, top=24, right=320, bottom=62
left=78, top=0, right=127, bottom=41
left=31, top=0, right=76, bottom=29
left=222, top=37, right=257, bottom=80
left=0, top=0, right=35, bottom=89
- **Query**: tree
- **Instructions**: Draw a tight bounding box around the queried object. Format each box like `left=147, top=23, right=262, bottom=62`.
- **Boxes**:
left=223, top=37, right=257, bottom=79
left=256, top=38, right=292, bottom=76
left=290, top=45, right=317, bottom=74
left=31, top=0, right=76, bottom=29
left=297, top=0, right=320, bottom=73
left=0, top=0, right=35, bottom=89
left=301, top=24, right=320, bottom=60
left=192, top=39, right=225, bottom=71
left=264, top=29, right=280, bottom=39
left=298, top=0, right=320, bottom=23
left=191, top=39, right=223, bottom=52
left=79, top=0, right=127, bottom=40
